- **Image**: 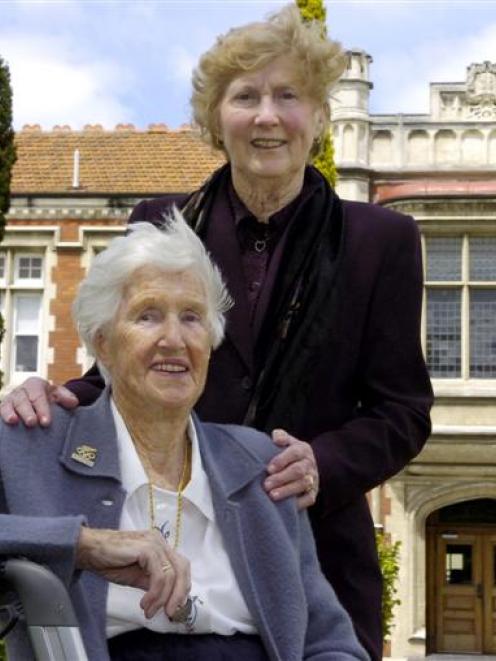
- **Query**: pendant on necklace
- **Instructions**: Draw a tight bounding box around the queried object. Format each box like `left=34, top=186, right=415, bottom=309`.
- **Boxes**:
left=254, top=239, right=267, bottom=253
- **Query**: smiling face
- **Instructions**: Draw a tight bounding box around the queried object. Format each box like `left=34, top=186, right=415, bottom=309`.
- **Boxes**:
left=218, top=56, right=324, bottom=187
left=96, top=266, right=212, bottom=416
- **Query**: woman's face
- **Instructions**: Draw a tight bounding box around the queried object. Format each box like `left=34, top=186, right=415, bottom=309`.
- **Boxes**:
left=97, top=266, right=212, bottom=414
left=218, top=56, right=324, bottom=185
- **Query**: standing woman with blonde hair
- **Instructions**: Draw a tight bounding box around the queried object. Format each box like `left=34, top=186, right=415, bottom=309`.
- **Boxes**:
left=2, top=7, right=433, bottom=659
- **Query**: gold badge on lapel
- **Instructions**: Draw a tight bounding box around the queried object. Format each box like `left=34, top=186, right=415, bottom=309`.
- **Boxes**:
left=71, top=444, right=98, bottom=468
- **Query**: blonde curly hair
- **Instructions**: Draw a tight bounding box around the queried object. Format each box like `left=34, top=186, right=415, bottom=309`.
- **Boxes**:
left=191, top=4, right=347, bottom=157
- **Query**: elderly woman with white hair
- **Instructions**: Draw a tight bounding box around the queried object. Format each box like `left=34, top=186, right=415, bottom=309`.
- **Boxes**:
left=0, top=214, right=368, bottom=661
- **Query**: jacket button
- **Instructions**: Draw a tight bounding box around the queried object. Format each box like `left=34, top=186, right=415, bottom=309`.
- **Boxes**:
left=101, top=499, right=114, bottom=507
left=241, top=376, right=252, bottom=391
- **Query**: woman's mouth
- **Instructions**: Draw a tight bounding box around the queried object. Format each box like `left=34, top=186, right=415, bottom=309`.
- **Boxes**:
left=151, top=362, right=188, bottom=373
left=251, top=138, right=286, bottom=149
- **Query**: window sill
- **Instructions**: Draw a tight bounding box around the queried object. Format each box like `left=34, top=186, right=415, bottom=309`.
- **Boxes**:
left=432, top=379, right=496, bottom=398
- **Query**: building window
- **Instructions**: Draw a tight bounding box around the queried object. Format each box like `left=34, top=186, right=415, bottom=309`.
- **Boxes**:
left=15, top=255, right=43, bottom=283
left=12, top=294, right=41, bottom=372
left=424, top=236, right=496, bottom=379
left=0, top=251, right=45, bottom=384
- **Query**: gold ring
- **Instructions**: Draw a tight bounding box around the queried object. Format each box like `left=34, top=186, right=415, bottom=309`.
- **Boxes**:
left=161, top=561, right=173, bottom=573
left=304, top=474, right=315, bottom=494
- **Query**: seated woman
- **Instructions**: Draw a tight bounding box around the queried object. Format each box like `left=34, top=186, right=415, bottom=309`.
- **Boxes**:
left=0, top=213, right=369, bottom=661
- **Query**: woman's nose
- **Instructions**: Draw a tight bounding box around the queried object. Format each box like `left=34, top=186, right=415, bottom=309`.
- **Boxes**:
left=254, top=97, right=279, bottom=126
left=157, top=318, right=185, bottom=349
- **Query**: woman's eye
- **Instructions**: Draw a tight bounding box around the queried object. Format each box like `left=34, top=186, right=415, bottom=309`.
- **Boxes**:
left=137, top=309, right=159, bottom=323
left=182, top=310, right=202, bottom=324
left=280, top=89, right=298, bottom=101
left=233, top=90, right=256, bottom=103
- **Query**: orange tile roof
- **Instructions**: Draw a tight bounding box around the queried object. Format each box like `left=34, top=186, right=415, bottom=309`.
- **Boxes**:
left=11, top=124, right=225, bottom=195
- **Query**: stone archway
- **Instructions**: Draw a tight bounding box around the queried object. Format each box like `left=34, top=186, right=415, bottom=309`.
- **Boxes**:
left=386, top=480, right=496, bottom=658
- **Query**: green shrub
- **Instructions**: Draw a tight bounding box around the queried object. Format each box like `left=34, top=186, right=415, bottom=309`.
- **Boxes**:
left=376, top=531, right=401, bottom=639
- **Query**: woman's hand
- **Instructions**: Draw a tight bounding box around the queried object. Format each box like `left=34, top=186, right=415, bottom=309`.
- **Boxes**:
left=76, top=527, right=191, bottom=620
left=264, top=429, right=319, bottom=511
left=0, top=377, right=79, bottom=427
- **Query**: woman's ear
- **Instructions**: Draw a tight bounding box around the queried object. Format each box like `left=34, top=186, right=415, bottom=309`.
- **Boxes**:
left=94, top=330, right=110, bottom=369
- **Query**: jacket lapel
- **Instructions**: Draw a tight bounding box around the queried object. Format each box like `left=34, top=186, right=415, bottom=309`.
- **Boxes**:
left=204, top=187, right=254, bottom=374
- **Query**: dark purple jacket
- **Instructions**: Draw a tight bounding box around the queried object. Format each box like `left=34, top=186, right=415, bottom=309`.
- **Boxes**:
left=68, top=192, right=433, bottom=660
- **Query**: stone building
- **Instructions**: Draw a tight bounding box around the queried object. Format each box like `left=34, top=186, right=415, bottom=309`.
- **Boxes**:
left=331, top=54, right=496, bottom=657
left=5, top=55, right=496, bottom=658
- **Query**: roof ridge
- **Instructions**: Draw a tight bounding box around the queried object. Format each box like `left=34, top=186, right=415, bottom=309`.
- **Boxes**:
left=18, top=123, right=196, bottom=135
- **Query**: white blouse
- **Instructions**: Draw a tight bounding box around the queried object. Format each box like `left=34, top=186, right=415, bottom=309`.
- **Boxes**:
left=106, top=399, right=257, bottom=639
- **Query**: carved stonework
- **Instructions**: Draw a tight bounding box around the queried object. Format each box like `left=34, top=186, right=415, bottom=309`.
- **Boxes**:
left=435, top=62, right=496, bottom=121
left=402, top=479, right=496, bottom=515
left=440, top=92, right=464, bottom=119
left=465, top=61, right=496, bottom=119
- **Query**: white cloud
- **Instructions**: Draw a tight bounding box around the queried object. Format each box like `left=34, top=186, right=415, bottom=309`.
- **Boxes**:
left=165, top=46, right=197, bottom=84
left=371, top=22, right=496, bottom=114
left=1, top=34, right=134, bottom=130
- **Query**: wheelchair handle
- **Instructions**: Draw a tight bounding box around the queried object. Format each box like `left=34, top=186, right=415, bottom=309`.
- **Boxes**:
left=0, top=558, right=78, bottom=627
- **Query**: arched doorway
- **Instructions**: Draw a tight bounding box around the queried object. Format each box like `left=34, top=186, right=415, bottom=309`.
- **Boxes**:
left=426, top=499, right=496, bottom=654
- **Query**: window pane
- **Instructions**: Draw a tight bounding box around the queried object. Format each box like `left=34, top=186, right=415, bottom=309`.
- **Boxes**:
left=15, top=336, right=38, bottom=372
left=16, top=256, right=43, bottom=281
left=426, top=289, right=461, bottom=377
left=470, top=238, right=496, bottom=280
left=470, top=289, right=496, bottom=377
left=13, top=294, right=40, bottom=373
left=426, top=237, right=462, bottom=281
left=0, top=254, right=5, bottom=279
left=445, top=544, right=473, bottom=585
left=15, top=295, right=40, bottom=334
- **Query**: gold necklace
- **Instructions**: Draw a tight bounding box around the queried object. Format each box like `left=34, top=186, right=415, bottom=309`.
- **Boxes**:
left=147, top=440, right=191, bottom=550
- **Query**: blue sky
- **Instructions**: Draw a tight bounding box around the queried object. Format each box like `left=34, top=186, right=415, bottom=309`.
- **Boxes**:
left=1, top=0, right=496, bottom=130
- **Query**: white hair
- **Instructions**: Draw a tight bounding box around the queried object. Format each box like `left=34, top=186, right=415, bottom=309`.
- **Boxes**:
left=73, top=208, right=233, bottom=381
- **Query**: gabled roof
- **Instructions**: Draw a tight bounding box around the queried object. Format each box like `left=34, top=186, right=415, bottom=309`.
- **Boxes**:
left=11, top=124, right=225, bottom=195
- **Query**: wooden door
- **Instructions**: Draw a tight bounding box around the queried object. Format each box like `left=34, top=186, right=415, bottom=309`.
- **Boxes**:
left=432, top=529, right=496, bottom=654
left=435, top=533, right=483, bottom=653
left=482, top=533, right=496, bottom=653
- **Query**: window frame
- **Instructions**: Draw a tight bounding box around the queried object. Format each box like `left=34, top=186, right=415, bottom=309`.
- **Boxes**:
left=11, top=291, right=43, bottom=376
left=0, top=249, right=47, bottom=386
left=422, top=232, right=496, bottom=392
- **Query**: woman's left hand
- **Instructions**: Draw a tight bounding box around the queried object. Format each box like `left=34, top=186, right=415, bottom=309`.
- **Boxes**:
left=264, top=429, right=319, bottom=510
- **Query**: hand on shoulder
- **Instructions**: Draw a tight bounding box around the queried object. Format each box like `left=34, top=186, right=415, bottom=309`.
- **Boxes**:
left=0, top=377, right=79, bottom=427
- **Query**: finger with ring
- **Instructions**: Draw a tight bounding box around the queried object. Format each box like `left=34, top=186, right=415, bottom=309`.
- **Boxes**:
left=304, top=474, right=315, bottom=494
left=161, top=561, right=173, bottom=574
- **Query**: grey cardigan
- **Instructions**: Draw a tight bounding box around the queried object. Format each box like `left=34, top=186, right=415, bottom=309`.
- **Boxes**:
left=0, top=390, right=369, bottom=661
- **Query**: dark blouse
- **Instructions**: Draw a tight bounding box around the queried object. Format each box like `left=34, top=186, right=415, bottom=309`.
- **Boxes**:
left=228, top=173, right=318, bottom=334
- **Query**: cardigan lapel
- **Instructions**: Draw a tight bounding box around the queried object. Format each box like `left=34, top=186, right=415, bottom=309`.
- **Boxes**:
left=195, top=418, right=278, bottom=658
left=195, top=417, right=306, bottom=661
left=59, top=389, right=121, bottom=483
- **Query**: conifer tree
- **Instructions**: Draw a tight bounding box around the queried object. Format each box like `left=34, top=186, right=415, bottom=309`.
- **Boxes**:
left=0, top=56, right=16, bottom=243
left=296, top=0, right=339, bottom=187
left=0, top=57, right=16, bottom=392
